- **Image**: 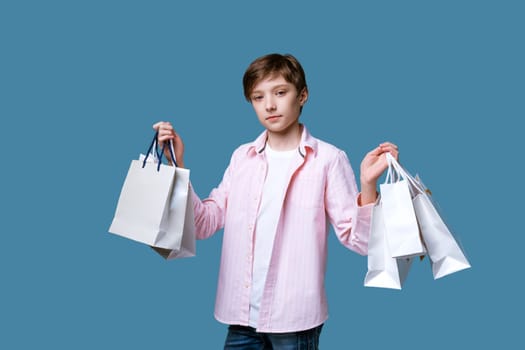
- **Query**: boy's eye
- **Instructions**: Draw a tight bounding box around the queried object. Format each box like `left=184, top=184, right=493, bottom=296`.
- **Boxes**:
left=276, top=90, right=287, bottom=96
left=252, top=95, right=263, bottom=101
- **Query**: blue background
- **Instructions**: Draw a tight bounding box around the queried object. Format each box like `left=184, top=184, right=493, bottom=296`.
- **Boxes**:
left=1, top=0, right=523, bottom=348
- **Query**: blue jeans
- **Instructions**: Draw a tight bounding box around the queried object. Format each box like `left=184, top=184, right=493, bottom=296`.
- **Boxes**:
left=224, top=324, right=323, bottom=350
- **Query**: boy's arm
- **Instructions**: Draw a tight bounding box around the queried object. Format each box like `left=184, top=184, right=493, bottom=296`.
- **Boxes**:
left=325, top=151, right=372, bottom=255
left=190, top=162, right=233, bottom=240
left=358, top=183, right=378, bottom=206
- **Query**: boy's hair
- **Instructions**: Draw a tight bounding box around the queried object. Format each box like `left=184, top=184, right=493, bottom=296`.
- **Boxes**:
left=243, top=53, right=308, bottom=102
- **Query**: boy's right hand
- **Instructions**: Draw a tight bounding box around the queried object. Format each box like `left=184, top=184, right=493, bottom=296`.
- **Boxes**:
left=153, top=121, right=185, bottom=168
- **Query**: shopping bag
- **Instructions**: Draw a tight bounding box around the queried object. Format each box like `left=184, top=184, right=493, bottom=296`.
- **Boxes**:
left=411, top=176, right=470, bottom=279
left=380, top=153, right=426, bottom=258
left=385, top=154, right=471, bottom=279
left=150, top=163, right=196, bottom=260
left=364, top=203, right=413, bottom=289
left=109, top=133, right=195, bottom=259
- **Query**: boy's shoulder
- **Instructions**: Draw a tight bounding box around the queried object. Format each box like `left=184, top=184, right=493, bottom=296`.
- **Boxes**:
left=231, top=140, right=255, bottom=155
left=224, top=140, right=258, bottom=166
left=309, top=136, right=353, bottom=167
left=302, top=128, right=348, bottom=157
left=228, top=129, right=267, bottom=158
left=314, top=136, right=344, bottom=154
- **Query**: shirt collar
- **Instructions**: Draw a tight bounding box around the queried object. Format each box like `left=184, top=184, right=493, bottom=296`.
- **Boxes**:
left=248, top=124, right=318, bottom=158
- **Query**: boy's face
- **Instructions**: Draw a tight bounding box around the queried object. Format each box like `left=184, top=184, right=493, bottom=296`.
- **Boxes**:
left=249, top=75, right=308, bottom=136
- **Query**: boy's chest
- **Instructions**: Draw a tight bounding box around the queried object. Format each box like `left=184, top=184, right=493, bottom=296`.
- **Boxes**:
left=231, top=156, right=328, bottom=209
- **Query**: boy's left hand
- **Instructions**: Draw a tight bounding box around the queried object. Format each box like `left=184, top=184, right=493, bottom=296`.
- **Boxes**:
left=360, top=142, right=399, bottom=185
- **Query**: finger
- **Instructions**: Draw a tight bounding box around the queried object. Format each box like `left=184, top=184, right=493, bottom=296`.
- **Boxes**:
left=367, top=145, right=382, bottom=157
left=379, top=143, right=399, bottom=155
left=378, top=146, right=397, bottom=157
left=384, top=148, right=399, bottom=161
left=158, top=125, right=175, bottom=138
left=152, top=121, right=165, bottom=130
left=379, top=146, right=396, bottom=155
left=379, top=142, right=398, bottom=150
left=153, top=121, right=173, bottom=131
left=158, top=126, right=174, bottom=135
left=158, top=134, right=175, bottom=142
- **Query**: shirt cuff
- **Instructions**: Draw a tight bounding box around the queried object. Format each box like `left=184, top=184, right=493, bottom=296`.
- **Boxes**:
left=356, top=192, right=379, bottom=208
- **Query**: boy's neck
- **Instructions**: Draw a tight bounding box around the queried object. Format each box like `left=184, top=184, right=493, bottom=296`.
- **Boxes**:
left=266, top=123, right=302, bottom=151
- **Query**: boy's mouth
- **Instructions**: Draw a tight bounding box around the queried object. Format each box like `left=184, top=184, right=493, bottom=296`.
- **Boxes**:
left=266, top=115, right=281, bottom=121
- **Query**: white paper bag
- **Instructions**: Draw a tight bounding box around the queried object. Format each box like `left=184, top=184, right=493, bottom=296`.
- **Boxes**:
left=411, top=177, right=470, bottom=279
left=365, top=204, right=413, bottom=289
left=151, top=166, right=196, bottom=260
left=380, top=153, right=426, bottom=258
left=385, top=155, right=471, bottom=279
left=109, top=134, right=195, bottom=259
left=109, top=156, right=177, bottom=248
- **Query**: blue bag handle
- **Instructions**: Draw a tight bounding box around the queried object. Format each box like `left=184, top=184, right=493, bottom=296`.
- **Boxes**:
left=158, top=138, right=178, bottom=169
left=142, top=132, right=178, bottom=170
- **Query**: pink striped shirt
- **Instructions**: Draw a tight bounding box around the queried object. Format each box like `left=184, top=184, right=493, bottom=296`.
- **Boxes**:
left=191, top=125, right=373, bottom=333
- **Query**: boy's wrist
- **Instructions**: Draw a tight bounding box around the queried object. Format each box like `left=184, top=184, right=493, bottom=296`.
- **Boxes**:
left=359, top=181, right=378, bottom=205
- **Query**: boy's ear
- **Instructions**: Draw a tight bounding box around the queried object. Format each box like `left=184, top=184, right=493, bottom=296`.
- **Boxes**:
left=299, top=88, right=308, bottom=106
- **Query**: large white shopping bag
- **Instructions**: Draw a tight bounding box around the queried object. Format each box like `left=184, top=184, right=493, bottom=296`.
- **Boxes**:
left=364, top=203, right=413, bottom=289
left=109, top=133, right=195, bottom=259
left=384, top=153, right=471, bottom=279
left=411, top=176, right=470, bottom=279
left=380, top=153, right=426, bottom=258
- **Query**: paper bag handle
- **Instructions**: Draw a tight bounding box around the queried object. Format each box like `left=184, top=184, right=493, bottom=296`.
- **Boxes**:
left=158, top=139, right=178, bottom=168
left=384, top=152, right=425, bottom=196
left=142, top=132, right=178, bottom=170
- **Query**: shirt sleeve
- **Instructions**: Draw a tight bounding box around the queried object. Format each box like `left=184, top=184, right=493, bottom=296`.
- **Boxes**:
left=324, top=150, right=373, bottom=255
left=190, top=151, right=236, bottom=240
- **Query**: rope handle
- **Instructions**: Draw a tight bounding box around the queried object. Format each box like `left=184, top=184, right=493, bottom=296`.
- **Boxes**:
left=142, top=131, right=178, bottom=170
left=384, top=152, right=425, bottom=196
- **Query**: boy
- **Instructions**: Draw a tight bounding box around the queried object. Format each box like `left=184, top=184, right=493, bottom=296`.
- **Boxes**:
left=155, top=53, right=398, bottom=349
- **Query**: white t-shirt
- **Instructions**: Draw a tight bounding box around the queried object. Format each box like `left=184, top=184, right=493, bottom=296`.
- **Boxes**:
left=249, top=145, right=296, bottom=327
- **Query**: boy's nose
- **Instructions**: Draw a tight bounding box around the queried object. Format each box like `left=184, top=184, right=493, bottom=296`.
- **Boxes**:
left=265, top=98, right=276, bottom=111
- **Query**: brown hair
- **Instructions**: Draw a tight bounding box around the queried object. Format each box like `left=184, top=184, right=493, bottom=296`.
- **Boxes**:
left=242, top=53, right=308, bottom=101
